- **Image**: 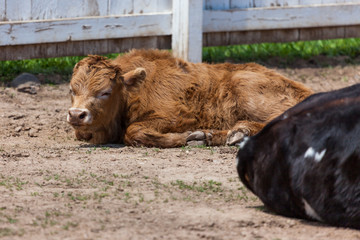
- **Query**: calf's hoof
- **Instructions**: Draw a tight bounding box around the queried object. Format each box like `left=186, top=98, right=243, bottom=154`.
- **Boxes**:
left=226, top=131, right=246, bottom=146
left=186, top=131, right=212, bottom=146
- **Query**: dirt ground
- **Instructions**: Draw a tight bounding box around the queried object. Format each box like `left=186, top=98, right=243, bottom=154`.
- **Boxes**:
left=1, top=57, right=360, bottom=240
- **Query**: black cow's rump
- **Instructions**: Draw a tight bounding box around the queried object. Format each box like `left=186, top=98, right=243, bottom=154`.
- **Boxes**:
left=237, top=83, right=360, bottom=229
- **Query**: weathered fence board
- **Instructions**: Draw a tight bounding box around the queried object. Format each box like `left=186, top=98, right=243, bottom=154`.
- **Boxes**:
left=203, top=25, right=360, bottom=47
left=203, top=3, right=360, bottom=32
left=1, top=36, right=171, bottom=60
left=0, top=13, right=171, bottom=46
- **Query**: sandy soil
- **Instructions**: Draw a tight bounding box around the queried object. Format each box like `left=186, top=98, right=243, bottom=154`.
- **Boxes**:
left=1, top=58, right=360, bottom=240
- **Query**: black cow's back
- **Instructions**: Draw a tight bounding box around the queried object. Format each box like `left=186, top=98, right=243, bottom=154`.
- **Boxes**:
left=237, top=83, right=360, bottom=229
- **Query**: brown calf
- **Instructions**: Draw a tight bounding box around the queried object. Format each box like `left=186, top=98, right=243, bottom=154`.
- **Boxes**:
left=67, top=49, right=313, bottom=147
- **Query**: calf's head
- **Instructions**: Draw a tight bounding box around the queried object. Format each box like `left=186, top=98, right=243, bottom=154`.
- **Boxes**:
left=67, top=55, right=146, bottom=144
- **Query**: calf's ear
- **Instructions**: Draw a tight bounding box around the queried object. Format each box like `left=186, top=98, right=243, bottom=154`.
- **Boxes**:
left=122, top=68, right=146, bottom=86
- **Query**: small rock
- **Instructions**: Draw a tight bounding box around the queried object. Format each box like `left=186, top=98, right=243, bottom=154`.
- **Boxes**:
left=12, top=152, right=30, bottom=158
left=28, top=129, right=38, bottom=137
left=11, top=73, right=41, bottom=95
left=15, top=126, right=22, bottom=132
left=8, top=114, right=25, bottom=120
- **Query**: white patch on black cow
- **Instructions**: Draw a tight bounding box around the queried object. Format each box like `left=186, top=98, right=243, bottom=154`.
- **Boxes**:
left=314, top=149, right=326, bottom=162
left=302, top=198, right=322, bottom=221
left=304, top=147, right=326, bottom=162
left=238, top=137, right=250, bottom=149
left=304, top=147, right=315, bottom=158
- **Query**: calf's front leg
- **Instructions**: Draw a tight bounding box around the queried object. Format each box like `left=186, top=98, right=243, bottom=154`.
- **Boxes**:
left=124, top=123, right=191, bottom=148
left=186, top=120, right=265, bottom=146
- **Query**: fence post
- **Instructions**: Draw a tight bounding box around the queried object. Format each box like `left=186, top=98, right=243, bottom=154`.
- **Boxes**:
left=172, top=0, right=203, bottom=63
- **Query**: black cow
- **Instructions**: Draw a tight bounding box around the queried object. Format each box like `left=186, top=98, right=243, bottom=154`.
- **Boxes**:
left=236, top=83, right=360, bottom=229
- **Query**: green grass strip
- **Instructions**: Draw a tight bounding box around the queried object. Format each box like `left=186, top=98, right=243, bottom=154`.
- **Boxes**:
left=203, top=38, right=360, bottom=63
left=0, top=53, right=119, bottom=83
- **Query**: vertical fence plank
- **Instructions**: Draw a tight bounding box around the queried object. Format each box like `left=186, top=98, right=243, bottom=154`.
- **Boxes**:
left=299, top=26, right=345, bottom=40
left=133, top=0, right=171, bottom=13
left=253, top=0, right=271, bottom=7
left=230, top=0, right=254, bottom=9
left=204, top=0, right=229, bottom=10
left=27, top=0, right=109, bottom=20
left=253, top=0, right=285, bottom=7
left=54, top=0, right=107, bottom=18
left=172, top=0, right=203, bottom=63
left=155, top=0, right=172, bottom=12
left=326, top=0, right=345, bottom=3
left=94, top=0, right=109, bottom=16
left=0, top=0, right=5, bottom=21
left=31, top=0, right=57, bottom=20
left=6, top=0, right=32, bottom=21
left=283, top=0, right=299, bottom=6
left=299, top=0, right=322, bottom=5
left=133, top=0, right=153, bottom=13
left=55, top=0, right=86, bottom=18
left=108, top=0, right=134, bottom=15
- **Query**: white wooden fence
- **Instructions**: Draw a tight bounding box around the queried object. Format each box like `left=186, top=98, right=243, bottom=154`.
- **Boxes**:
left=1, top=0, right=360, bottom=62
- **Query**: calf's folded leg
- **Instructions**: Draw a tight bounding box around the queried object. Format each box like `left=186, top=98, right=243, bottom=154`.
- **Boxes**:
left=125, top=120, right=265, bottom=147
left=125, top=123, right=191, bottom=148
left=186, top=121, right=265, bottom=146
left=186, top=130, right=228, bottom=146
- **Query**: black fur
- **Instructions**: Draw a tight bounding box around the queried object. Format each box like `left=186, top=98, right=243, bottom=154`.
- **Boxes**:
left=237, top=83, right=360, bottom=229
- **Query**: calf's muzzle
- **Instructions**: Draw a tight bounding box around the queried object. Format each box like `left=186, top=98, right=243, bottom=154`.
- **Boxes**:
left=67, top=108, right=92, bottom=126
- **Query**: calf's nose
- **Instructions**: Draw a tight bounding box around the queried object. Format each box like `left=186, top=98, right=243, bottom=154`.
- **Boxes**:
left=69, top=109, right=87, bottom=119
left=67, top=108, right=92, bottom=125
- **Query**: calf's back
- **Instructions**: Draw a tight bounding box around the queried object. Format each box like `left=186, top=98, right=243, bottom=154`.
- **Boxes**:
left=114, top=49, right=312, bottom=130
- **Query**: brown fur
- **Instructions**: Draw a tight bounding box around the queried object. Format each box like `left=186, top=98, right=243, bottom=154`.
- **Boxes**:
left=68, top=49, right=313, bottom=147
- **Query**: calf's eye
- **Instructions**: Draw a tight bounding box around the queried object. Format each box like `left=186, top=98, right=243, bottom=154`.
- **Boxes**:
left=97, top=91, right=112, bottom=99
